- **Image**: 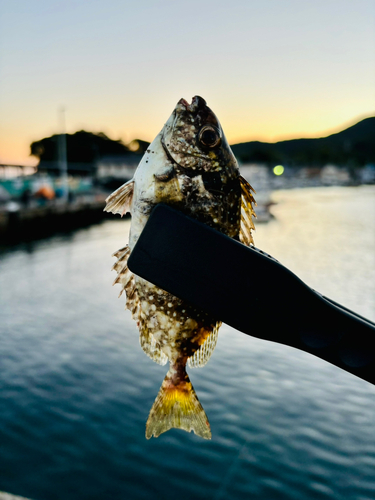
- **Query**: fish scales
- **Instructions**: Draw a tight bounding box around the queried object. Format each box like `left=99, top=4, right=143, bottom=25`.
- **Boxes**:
left=105, top=96, right=256, bottom=440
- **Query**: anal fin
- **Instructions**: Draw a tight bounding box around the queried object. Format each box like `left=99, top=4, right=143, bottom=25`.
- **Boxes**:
left=188, top=322, right=221, bottom=368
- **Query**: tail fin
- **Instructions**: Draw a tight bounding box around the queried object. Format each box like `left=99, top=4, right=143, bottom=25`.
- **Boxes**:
left=146, top=368, right=211, bottom=440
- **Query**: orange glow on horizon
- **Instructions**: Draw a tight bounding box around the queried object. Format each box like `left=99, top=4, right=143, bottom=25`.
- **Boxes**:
left=1, top=109, right=374, bottom=167
left=1, top=1, right=374, bottom=167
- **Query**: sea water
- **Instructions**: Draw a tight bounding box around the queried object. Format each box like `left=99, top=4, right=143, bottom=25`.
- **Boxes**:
left=0, top=186, right=374, bottom=500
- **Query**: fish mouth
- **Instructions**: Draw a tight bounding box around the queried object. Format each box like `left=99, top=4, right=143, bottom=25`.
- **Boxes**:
left=178, top=96, right=207, bottom=112
left=178, top=98, right=190, bottom=108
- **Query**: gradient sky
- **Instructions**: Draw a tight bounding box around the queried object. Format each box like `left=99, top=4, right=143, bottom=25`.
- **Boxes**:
left=1, top=0, right=374, bottom=166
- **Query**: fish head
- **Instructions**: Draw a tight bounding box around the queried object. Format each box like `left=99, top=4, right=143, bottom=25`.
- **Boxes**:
left=161, top=96, right=238, bottom=175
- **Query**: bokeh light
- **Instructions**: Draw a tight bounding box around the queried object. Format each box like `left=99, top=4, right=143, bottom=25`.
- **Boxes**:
left=273, top=165, right=285, bottom=176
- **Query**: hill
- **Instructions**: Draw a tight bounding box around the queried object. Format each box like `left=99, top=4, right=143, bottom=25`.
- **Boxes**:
left=30, top=130, right=131, bottom=163
left=231, top=117, right=375, bottom=167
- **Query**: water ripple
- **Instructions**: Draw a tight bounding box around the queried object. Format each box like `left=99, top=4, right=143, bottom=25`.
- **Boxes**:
left=0, top=188, right=374, bottom=500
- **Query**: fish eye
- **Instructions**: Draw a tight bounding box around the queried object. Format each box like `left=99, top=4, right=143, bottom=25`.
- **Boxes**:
left=198, top=126, right=221, bottom=148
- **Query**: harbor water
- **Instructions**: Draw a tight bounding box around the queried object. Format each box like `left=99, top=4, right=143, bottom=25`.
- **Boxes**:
left=0, top=186, right=374, bottom=500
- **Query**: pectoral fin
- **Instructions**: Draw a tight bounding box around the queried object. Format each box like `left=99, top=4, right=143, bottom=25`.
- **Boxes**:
left=104, top=179, right=134, bottom=216
left=239, top=175, right=256, bottom=246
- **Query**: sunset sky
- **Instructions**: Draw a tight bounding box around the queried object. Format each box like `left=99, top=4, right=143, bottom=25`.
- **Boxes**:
left=1, top=0, right=374, bottom=166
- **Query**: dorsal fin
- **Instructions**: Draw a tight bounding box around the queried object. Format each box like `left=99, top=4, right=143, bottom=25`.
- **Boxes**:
left=239, top=175, right=256, bottom=247
left=140, top=331, right=168, bottom=366
left=111, top=245, right=136, bottom=301
left=111, top=244, right=168, bottom=366
left=104, top=179, right=134, bottom=216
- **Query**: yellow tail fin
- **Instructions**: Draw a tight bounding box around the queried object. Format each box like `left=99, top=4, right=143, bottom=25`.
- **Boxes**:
left=146, top=368, right=211, bottom=440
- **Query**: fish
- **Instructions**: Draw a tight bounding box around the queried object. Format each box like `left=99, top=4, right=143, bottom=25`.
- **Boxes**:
left=104, top=96, right=256, bottom=440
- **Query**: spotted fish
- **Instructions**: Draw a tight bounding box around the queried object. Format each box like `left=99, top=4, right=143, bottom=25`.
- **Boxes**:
left=105, top=96, right=256, bottom=439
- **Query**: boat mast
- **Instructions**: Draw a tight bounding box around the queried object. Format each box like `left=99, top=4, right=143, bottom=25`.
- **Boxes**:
left=58, top=106, right=68, bottom=201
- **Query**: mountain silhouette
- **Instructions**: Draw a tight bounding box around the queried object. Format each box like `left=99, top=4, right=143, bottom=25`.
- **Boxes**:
left=231, top=117, right=375, bottom=167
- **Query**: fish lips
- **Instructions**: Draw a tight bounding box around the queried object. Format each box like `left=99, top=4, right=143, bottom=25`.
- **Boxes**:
left=178, top=95, right=207, bottom=112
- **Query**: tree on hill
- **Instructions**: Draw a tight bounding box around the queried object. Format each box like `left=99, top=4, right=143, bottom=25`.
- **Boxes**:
left=30, top=130, right=131, bottom=164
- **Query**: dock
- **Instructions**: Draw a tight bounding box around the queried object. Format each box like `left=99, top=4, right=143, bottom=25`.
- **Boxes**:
left=0, top=192, right=109, bottom=243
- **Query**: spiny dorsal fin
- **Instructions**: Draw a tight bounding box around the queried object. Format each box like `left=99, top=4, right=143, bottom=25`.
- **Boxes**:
left=111, top=244, right=168, bottom=366
left=104, top=179, right=134, bottom=216
left=111, top=245, right=139, bottom=315
left=239, top=175, right=256, bottom=247
left=188, top=322, right=221, bottom=368
left=111, top=245, right=132, bottom=297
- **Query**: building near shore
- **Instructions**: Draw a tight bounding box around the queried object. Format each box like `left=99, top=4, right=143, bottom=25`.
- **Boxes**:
left=95, top=155, right=139, bottom=181
left=239, top=163, right=375, bottom=191
left=0, top=164, right=37, bottom=179
left=36, top=154, right=140, bottom=182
